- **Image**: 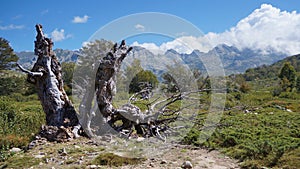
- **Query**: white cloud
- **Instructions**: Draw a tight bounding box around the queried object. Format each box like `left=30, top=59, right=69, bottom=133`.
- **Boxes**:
left=0, top=24, right=24, bottom=30
left=132, top=41, right=163, bottom=55
left=72, top=15, right=89, bottom=23
left=132, top=36, right=213, bottom=55
left=134, top=24, right=145, bottom=31
left=205, top=4, right=300, bottom=55
left=51, top=29, right=72, bottom=42
left=81, top=41, right=92, bottom=48
left=41, top=9, right=49, bottom=15
left=132, top=4, right=300, bottom=55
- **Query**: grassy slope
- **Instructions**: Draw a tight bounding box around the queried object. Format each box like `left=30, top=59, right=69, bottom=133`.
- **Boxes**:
left=182, top=88, right=299, bottom=169
left=187, top=56, right=300, bottom=169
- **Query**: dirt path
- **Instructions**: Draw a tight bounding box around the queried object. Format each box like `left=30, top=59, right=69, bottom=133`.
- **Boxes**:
left=121, top=145, right=240, bottom=169
left=4, top=137, right=240, bottom=169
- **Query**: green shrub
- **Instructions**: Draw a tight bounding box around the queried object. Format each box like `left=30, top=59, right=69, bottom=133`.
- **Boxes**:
left=0, top=97, right=44, bottom=153
left=92, top=153, right=145, bottom=167
left=278, top=147, right=300, bottom=169
left=240, top=82, right=251, bottom=93
left=190, top=89, right=300, bottom=169
left=182, top=128, right=201, bottom=146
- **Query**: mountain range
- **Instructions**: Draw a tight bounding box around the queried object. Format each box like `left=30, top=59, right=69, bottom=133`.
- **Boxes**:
left=16, top=49, right=79, bottom=69
left=16, top=44, right=288, bottom=75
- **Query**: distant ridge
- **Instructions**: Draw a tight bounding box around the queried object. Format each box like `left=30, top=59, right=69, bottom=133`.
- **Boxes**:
left=16, top=44, right=287, bottom=75
left=16, top=49, right=78, bottom=69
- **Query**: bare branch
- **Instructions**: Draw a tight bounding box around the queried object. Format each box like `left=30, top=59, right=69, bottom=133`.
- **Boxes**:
left=17, top=63, right=43, bottom=77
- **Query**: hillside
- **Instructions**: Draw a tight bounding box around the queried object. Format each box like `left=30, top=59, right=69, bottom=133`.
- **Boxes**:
left=242, top=54, right=300, bottom=81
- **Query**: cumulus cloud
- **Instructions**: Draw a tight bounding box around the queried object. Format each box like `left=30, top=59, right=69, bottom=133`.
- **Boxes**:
left=132, top=41, right=163, bottom=55
left=0, top=24, right=24, bottom=30
left=132, top=36, right=213, bottom=55
left=134, top=24, right=145, bottom=31
left=72, top=15, right=89, bottom=23
left=51, top=29, right=72, bottom=42
left=132, top=4, right=300, bottom=55
left=205, top=4, right=300, bottom=55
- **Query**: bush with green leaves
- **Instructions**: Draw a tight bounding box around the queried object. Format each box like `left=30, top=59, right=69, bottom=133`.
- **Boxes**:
left=0, top=96, right=45, bottom=161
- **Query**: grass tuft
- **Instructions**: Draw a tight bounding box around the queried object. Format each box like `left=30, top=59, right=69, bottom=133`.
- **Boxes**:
left=92, top=153, right=146, bottom=167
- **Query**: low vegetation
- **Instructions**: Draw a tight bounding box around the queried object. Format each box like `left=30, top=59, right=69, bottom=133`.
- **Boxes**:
left=182, top=58, right=300, bottom=168
left=0, top=95, right=44, bottom=162
left=92, top=153, right=146, bottom=167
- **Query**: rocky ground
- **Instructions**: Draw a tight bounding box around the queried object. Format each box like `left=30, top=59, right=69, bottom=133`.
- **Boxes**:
left=121, top=145, right=240, bottom=169
left=2, top=136, right=240, bottom=169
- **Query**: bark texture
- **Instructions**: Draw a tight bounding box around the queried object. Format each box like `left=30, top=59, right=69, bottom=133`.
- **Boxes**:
left=94, top=41, right=184, bottom=140
left=18, top=24, right=82, bottom=141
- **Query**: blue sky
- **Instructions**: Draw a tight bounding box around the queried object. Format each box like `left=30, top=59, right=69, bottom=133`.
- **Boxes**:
left=1, top=0, right=300, bottom=53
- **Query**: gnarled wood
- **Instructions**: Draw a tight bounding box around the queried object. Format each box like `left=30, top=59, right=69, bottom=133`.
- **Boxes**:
left=18, top=24, right=83, bottom=141
left=94, top=41, right=187, bottom=140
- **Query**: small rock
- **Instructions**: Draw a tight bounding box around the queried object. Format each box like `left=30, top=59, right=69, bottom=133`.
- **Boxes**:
left=137, top=137, right=145, bottom=142
left=59, top=148, right=68, bottom=156
left=149, top=162, right=155, bottom=167
left=34, top=154, right=45, bottom=159
left=10, top=147, right=22, bottom=153
left=160, top=160, right=167, bottom=164
left=170, top=161, right=178, bottom=164
left=39, top=152, right=46, bottom=155
left=150, top=158, right=156, bottom=161
left=28, top=141, right=36, bottom=149
left=182, top=161, right=193, bottom=169
left=89, top=164, right=98, bottom=169
left=45, top=158, right=49, bottom=164
left=74, top=145, right=80, bottom=149
left=76, top=160, right=83, bottom=165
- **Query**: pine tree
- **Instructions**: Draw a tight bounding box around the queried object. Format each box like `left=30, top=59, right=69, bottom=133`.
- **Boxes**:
left=0, top=37, right=18, bottom=70
left=129, top=70, right=158, bottom=93
left=296, top=75, right=300, bottom=92
left=279, top=62, right=296, bottom=91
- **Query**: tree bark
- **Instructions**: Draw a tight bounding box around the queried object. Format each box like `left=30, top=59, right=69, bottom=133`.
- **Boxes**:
left=94, top=41, right=184, bottom=139
left=18, top=24, right=82, bottom=141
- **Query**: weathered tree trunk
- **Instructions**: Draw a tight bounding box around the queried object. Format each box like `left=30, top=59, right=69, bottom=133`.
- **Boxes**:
left=94, top=41, right=181, bottom=139
left=18, top=24, right=82, bottom=141
left=95, top=41, right=131, bottom=117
